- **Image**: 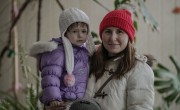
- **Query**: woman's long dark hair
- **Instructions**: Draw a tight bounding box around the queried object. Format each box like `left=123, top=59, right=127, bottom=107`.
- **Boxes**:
left=90, top=41, right=136, bottom=81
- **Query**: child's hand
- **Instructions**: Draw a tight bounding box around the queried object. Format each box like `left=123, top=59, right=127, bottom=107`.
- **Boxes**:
left=45, top=101, right=66, bottom=110
left=50, top=101, right=64, bottom=106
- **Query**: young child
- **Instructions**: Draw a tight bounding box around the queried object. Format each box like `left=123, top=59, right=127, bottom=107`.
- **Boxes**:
left=29, top=8, right=95, bottom=107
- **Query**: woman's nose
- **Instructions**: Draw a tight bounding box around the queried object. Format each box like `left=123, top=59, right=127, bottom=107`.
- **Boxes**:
left=110, top=32, right=117, bottom=41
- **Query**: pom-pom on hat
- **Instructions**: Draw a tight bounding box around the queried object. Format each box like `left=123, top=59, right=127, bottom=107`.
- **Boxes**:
left=59, top=8, right=90, bottom=87
left=99, top=9, right=135, bottom=43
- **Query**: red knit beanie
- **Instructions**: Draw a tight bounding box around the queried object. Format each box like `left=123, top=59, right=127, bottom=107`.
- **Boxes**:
left=99, top=9, right=135, bottom=42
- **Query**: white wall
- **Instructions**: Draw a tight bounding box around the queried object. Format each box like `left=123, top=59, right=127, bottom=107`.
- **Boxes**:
left=0, top=0, right=180, bottom=109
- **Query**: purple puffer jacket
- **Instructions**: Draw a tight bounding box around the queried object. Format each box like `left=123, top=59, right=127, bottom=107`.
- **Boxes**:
left=38, top=38, right=89, bottom=105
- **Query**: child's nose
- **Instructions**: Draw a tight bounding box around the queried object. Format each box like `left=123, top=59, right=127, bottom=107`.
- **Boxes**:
left=78, top=32, right=84, bottom=37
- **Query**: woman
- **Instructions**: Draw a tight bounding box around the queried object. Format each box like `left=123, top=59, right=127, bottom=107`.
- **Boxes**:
left=84, top=8, right=154, bottom=110
left=44, top=7, right=154, bottom=110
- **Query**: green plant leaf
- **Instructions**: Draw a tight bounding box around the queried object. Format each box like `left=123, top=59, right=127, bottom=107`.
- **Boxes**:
left=114, top=0, right=131, bottom=9
left=7, top=49, right=15, bottom=58
left=155, top=57, right=180, bottom=104
left=0, top=99, right=11, bottom=110
left=114, top=0, right=122, bottom=9
left=169, top=55, right=180, bottom=77
left=91, top=31, right=101, bottom=45
left=154, top=68, right=180, bottom=92
left=164, top=91, right=179, bottom=102
left=175, top=94, right=180, bottom=103
left=26, top=84, right=38, bottom=110
left=135, top=0, right=159, bottom=31
left=22, top=65, right=28, bottom=78
left=154, top=80, right=172, bottom=86
left=153, top=107, right=162, bottom=110
left=157, top=63, right=169, bottom=71
left=156, top=86, right=173, bottom=93
left=153, top=69, right=176, bottom=79
left=133, top=20, right=138, bottom=31
left=133, top=11, right=138, bottom=18
left=0, top=91, right=27, bottom=110
left=93, top=0, right=110, bottom=11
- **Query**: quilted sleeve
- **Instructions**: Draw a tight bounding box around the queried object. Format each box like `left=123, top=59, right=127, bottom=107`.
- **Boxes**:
left=127, top=62, right=154, bottom=110
left=39, top=49, right=65, bottom=105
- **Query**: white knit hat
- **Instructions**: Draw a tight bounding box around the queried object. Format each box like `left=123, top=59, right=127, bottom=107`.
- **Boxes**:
left=59, top=8, right=95, bottom=87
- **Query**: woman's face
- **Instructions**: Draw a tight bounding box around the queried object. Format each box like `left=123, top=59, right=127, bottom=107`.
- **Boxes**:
left=102, top=27, right=129, bottom=56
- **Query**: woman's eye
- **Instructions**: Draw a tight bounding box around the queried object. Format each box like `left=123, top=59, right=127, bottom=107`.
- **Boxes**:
left=117, top=30, right=123, bottom=34
left=104, top=30, right=111, bottom=34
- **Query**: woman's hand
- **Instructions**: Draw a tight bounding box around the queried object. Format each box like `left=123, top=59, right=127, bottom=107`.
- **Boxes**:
left=45, top=101, right=66, bottom=110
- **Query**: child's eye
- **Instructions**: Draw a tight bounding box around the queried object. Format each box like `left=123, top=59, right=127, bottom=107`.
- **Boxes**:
left=82, top=30, right=88, bottom=34
left=72, top=30, right=78, bottom=33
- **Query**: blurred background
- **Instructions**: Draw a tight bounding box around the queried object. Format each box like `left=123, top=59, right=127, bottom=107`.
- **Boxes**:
left=0, top=0, right=180, bottom=110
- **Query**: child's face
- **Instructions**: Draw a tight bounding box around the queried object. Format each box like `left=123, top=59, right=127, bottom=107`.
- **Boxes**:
left=66, top=24, right=88, bottom=46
